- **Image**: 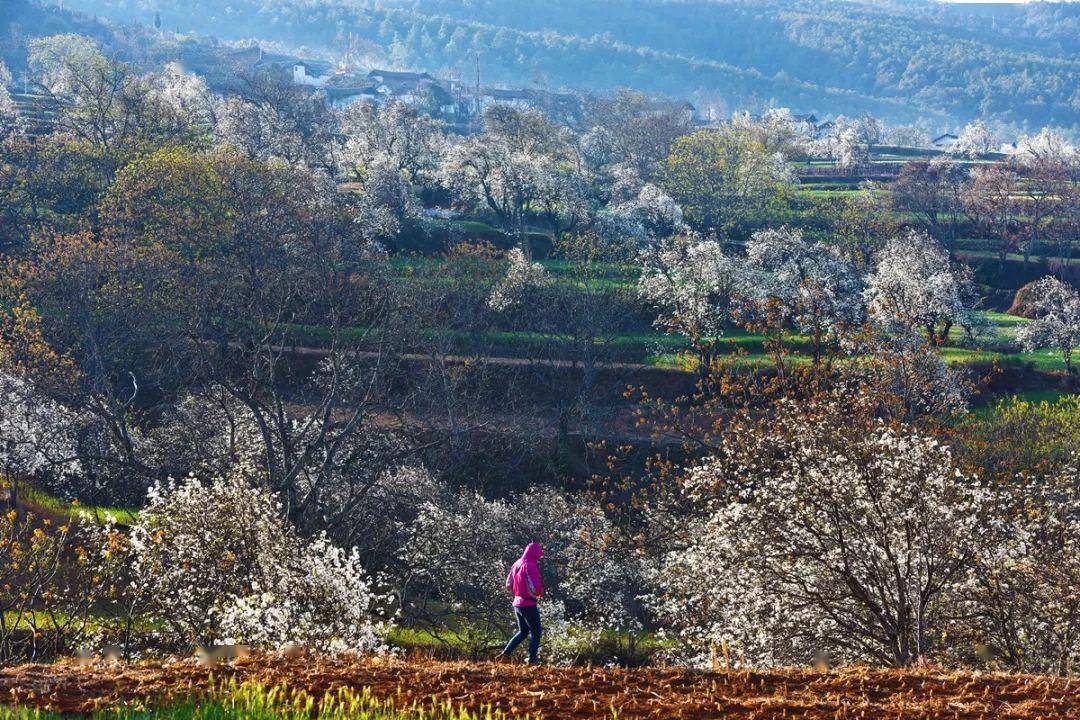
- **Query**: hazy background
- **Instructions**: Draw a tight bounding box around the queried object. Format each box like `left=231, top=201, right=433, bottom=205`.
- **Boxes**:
left=4, top=0, right=1078, bottom=135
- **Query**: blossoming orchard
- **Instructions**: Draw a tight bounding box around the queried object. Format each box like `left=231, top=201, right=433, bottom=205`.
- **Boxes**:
left=0, top=19, right=1078, bottom=717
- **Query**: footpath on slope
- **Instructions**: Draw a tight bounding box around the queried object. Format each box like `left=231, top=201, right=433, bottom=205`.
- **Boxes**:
left=1, top=655, right=1078, bottom=719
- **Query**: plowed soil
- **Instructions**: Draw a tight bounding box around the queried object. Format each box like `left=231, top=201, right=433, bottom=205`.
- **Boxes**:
left=1, top=655, right=1078, bottom=719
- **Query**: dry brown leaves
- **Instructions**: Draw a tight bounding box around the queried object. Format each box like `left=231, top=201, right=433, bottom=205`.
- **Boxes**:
left=1, top=655, right=1078, bottom=719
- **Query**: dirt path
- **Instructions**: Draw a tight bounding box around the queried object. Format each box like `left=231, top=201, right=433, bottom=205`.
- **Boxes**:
left=1, top=655, right=1078, bottom=718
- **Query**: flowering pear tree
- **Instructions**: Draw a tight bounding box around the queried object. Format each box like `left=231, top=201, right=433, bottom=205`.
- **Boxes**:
left=638, top=235, right=748, bottom=368
left=730, top=108, right=808, bottom=158
left=151, top=63, right=219, bottom=130
left=0, top=372, right=81, bottom=509
left=743, top=226, right=863, bottom=364
left=964, top=463, right=1080, bottom=674
left=632, top=184, right=685, bottom=239
left=0, top=61, right=21, bottom=140
left=652, top=415, right=988, bottom=667
left=865, top=230, right=968, bottom=344
left=1015, top=276, right=1080, bottom=375
left=488, top=247, right=549, bottom=312
left=861, top=331, right=971, bottom=421
left=835, top=125, right=870, bottom=170
left=1015, top=128, right=1077, bottom=166
left=130, top=469, right=388, bottom=653
left=339, top=100, right=445, bottom=185
left=954, top=120, right=997, bottom=158
left=442, top=105, right=571, bottom=248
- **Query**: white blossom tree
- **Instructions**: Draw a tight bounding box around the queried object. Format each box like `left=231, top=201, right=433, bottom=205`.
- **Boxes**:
left=633, top=183, right=685, bottom=239
left=214, top=73, right=337, bottom=171
left=953, top=120, right=996, bottom=158
left=130, top=468, right=388, bottom=653
left=835, top=124, right=870, bottom=170
left=638, top=234, right=748, bottom=367
left=151, top=63, right=219, bottom=129
left=965, top=463, right=1080, bottom=674
left=0, top=60, right=21, bottom=140
left=652, top=417, right=988, bottom=667
left=743, top=226, right=864, bottom=363
left=595, top=182, right=685, bottom=247
left=442, top=105, right=571, bottom=249
left=339, top=100, right=445, bottom=185
left=865, top=230, right=969, bottom=344
left=0, top=373, right=82, bottom=509
left=1015, top=276, right=1080, bottom=375
left=1014, top=128, right=1076, bottom=167
left=730, top=108, right=808, bottom=158
left=488, top=247, right=549, bottom=312
left=27, top=34, right=105, bottom=98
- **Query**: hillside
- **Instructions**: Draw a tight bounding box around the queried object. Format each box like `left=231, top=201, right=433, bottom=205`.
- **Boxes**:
left=56, top=0, right=1080, bottom=131
left=0, top=0, right=170, bottom=78
left=3, top=655, right=1080, bottom=718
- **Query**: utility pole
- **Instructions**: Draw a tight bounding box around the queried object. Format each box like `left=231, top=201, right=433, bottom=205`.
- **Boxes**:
left=474, top=51, right=481, bottom=127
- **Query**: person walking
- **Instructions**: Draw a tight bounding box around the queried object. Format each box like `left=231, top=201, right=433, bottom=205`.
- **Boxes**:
left=499, top=542, right=544, bottom=664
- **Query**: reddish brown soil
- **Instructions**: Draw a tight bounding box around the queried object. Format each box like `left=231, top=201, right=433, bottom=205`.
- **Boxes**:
left=1, top=655, right=1078, bottom=719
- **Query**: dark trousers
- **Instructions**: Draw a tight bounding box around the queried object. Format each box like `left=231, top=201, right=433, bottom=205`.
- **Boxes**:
left=501, top=604, right=542, bottom=662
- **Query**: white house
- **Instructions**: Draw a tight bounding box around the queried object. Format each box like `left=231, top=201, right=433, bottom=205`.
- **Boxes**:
left=932, top=133, right=959, bottom=150
left=292, top=60, right=334, bottom=87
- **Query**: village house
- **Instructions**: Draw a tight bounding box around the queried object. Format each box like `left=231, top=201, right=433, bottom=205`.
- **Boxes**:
left=932, top=132, right=959, bottom=150
left=291, top=60, right=335, bottom=87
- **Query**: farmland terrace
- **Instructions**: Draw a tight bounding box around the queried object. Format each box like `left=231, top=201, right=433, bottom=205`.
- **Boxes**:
left=2, top=655, right=1079, bottom=719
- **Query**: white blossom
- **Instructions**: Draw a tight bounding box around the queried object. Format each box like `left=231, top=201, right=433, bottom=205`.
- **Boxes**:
left=953, top=120, right=996, bottom=158
left=0, top=372, right=81, bottom=481
left=965, top=461, right=1080, bottom=673
left=151, top=63, right=218, bottom=128
left=865, top=230, right=968, bottom=341
left=488, top=247, right=549, bottom=312
left=652, top=420, right=988, bottom=667
left=836, top=125, right=870, bottom=169
left=0, top=60, right=21, bottom=139
left=130, top=468, right=388, bottom=653
left=1014, top=127, right=1077, bottom=167
left=743, top=226, right=864, bottom=343
left=1015, top=276, right=1080, bottom=373
left=638, top=235, right=747, bottom=343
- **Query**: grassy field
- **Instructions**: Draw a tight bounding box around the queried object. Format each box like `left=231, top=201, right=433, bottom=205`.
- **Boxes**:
left=18, top=487, right=138, bottom=525
left=282, top=308, right=1068, bottom=372
left=0, top=680, right=512, bottom=719
left=1, top=656, right=1079, bottom=719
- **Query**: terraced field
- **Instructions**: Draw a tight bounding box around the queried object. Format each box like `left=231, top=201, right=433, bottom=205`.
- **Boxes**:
left=2, top=655, right=1079, bottom=719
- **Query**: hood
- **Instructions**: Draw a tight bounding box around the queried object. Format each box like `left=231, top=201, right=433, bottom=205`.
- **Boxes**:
left=521, top=542, right=544, bottom=562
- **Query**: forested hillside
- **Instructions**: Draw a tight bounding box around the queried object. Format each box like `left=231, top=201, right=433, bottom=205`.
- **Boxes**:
left=56, top=0, right=1080, bottom=132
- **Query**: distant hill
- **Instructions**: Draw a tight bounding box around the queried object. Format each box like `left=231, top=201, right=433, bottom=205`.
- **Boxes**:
left=0, top=0, right=187, bottom=85
left=22, top=0, right=1080, bottom=132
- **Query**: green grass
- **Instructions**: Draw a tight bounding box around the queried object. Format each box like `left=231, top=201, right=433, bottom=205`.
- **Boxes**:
left=0, top=609, right=160, bottom=634
left=283, top=310, right=1068, bottom=373
left=958, top=249, right=1080, bottom=266
left=968, top=389, right=1078, bottom=418
left=0, top=682, right=520, bottom=720
left=795, top=188, right=862, bottom=199
left=19, top=486, right=138, bottom=525
left=642, top=312, right=1068, bottom=373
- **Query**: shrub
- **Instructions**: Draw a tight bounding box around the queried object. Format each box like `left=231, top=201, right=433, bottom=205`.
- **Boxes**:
left=0, top=510, right=124, bottom=662
left=130, top=468, right=389, bottom=653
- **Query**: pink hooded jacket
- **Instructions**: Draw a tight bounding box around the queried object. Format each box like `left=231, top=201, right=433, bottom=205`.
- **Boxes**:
left=506, top=542, right=544, bottom=608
